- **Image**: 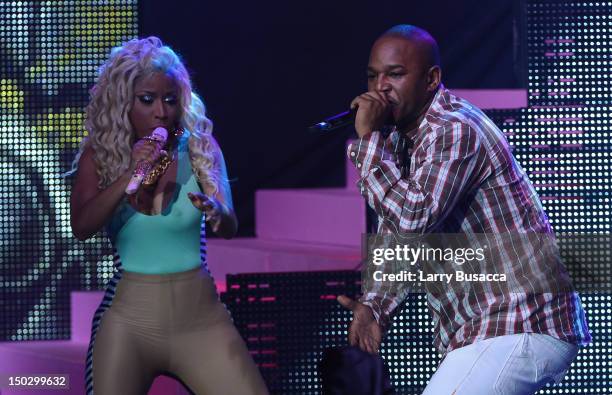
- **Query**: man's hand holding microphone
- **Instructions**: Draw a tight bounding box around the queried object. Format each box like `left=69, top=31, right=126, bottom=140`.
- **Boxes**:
left=336, top=90, right=391, bottom=354
left=350, top=90, right=392, bottom=138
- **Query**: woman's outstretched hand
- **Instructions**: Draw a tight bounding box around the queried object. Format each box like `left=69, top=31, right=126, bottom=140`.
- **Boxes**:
left=188, top=192, right=223, bottom=232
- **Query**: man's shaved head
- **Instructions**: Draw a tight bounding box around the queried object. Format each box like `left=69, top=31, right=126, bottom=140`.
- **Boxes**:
left=366, top=24, right=442, bottom=132
left=378, top=25, right=441, bottom=71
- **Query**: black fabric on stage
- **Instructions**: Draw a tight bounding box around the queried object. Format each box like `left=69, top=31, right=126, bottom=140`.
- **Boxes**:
left=320, top=346, right=395, bottom=395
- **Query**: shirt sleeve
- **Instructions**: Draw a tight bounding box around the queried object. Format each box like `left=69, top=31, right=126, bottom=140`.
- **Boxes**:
left=347, top=124, right=484, bottom=324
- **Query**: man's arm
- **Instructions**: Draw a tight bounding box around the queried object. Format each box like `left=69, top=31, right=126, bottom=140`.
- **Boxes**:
left=349, top=123, right=485, bottom=234
left=347, top=123, right=487, bottom=324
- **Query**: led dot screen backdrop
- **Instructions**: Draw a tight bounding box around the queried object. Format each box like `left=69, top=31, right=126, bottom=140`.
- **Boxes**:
left=522, top=0, right=611, bottom=232
left=0, top=1, right=137, bottom=341
left=225, top=271, right=607, bottom=394
left=0, top=0, right=610, bottom=394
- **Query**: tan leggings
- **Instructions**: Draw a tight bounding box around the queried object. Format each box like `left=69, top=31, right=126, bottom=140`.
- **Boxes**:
left=92, top=267, right=269, bottom=395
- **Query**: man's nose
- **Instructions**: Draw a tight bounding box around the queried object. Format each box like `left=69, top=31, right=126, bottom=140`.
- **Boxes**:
left=376, top=76, right=391, bottom=93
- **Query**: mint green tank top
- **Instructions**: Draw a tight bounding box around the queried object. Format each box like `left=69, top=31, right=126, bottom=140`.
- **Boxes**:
left=107, top=134, right=204, bottom=274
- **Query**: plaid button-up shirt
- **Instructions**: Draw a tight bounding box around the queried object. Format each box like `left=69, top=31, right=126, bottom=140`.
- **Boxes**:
left=348, top=86, right=591, bottom=355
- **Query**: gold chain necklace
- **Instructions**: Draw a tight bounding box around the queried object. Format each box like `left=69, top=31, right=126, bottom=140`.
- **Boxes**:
left=139, top=129, right=183, bottom=187
left=142, top=151, right=175, bottom=186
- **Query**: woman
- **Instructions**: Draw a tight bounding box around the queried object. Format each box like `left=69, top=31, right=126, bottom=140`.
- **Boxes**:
left=70, top=36, right=268, bottom=395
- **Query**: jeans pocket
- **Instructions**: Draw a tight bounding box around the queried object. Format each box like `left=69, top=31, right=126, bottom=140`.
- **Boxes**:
left=530, top=334, right=578, bottom=384
left=532, top=334, right=577, bottom=359
left=493, top=334, right=535, bottom=395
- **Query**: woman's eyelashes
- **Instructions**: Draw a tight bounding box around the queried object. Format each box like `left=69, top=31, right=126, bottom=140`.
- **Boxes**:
left=137, top=94, right=178, bottom=105
left=137, top=94, right=154, bottom=104
left=163, top=95, right=178, bottom=105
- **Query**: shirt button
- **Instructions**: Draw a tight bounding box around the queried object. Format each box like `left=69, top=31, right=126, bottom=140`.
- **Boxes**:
left=357, top=163, right=362, bottom=168
left=350, top=151, right=356, bottom=157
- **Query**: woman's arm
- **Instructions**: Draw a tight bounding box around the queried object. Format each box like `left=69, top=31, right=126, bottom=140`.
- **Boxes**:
left=70, top=147, right=132, bottom=240
left=188, top=136, right=238, bottom=239
left=70, top=139, right=162, bottom=240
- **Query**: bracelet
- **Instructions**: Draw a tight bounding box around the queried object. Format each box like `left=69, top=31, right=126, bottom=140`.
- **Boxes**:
left=141, top=136, right=162, bottom=143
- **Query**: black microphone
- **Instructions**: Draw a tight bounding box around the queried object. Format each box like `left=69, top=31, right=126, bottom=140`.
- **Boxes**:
left=308, top=109, right=356, bottom=132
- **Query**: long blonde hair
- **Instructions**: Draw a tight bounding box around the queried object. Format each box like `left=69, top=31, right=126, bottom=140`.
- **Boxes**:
left=72, top=36, right=219, bottom=193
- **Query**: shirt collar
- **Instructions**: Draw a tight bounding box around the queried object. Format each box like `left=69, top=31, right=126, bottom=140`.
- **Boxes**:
left=402, top=83, right=445, bottom=142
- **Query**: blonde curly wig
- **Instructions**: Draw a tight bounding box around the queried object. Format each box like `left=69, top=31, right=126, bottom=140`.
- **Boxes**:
left=72, top=36, right=220, bottom=194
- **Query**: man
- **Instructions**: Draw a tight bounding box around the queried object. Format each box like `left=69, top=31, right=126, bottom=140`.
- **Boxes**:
left=337, top=25, right=590, bottom=394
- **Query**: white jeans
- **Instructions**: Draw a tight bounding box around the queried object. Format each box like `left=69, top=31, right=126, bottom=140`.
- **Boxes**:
left=422, top=333, right=578, bottom=395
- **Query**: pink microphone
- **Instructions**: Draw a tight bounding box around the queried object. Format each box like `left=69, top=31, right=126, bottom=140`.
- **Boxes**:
left=125, top=127, right=168, bottom=195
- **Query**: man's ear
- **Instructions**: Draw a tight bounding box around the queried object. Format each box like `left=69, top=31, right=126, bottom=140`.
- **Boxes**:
left=427, top=65, right=442, bottom=92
